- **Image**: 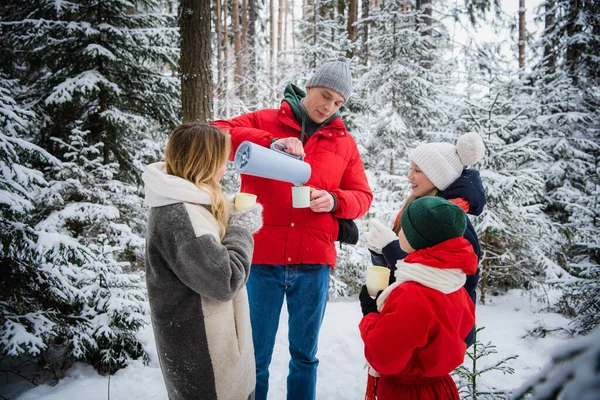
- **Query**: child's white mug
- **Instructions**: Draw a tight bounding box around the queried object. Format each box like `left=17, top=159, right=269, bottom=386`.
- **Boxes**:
left=235, top=193, right=257, bottom=212
left=365, top=266, right=390, bottom=297
left=291, top=186, right=311, bottom=208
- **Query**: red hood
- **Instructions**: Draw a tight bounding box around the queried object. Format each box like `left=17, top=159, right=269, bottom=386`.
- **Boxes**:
left=404, top=237, right=478, bottom=275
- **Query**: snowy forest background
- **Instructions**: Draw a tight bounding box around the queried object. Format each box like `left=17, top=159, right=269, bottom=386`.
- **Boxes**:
left=1, top=0, right=599, bottom=399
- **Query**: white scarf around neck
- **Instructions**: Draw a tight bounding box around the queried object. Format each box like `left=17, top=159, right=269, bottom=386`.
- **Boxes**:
left=376, top=261, right=466, bottom=312
left=142, top=162, right=213, bottom=208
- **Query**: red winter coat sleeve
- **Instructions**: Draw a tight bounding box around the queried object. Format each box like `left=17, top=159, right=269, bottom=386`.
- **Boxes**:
left=359, top=284, right=435, bottom=375
left=212, top=113, right=273, bottom=160
left=329, top=140, right=373, bottom=219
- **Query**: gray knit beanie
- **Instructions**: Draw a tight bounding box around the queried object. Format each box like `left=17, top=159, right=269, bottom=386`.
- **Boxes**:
left=305, top=61, right=353, bottom=102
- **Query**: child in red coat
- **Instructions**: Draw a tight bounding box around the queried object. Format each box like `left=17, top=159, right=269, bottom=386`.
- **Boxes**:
left=359, top=196, right=478, bottom=400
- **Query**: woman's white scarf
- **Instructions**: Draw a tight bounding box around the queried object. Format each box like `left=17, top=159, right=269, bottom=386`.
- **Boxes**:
left=142, top=162, right=213, bottom=207
left=375, top=260, right=466, bottom=312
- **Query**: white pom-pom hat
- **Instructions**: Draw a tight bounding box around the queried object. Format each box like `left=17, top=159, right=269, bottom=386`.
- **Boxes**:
left=408, top=132, right=485, bottom=190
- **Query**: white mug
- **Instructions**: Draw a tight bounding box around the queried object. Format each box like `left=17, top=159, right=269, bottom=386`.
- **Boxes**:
left=365, top=266, right=391, bottom=297
left=291, top=186, right=311, bottom=208
left=234, top=193, right=257, bottom=212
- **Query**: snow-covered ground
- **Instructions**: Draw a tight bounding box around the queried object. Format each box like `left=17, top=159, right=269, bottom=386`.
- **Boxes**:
left=13, top=289, right=572, bottom=400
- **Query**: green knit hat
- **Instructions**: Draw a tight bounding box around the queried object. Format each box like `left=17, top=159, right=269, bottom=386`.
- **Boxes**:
left=400, top=197, right=467, bottom=250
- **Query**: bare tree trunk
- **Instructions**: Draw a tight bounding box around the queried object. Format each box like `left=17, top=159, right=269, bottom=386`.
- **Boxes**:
left=347, top=0, right=358, bottom=57
left=543, top=0, right=556, bottom=75
left=402, top=0, right=407, bottom=13
left=291, top=0, right=296, bottom=50
left=420, top=0, right=433, bottom=36
left=242, top=0, right=248, bottom=48
left=284, top=0, right=290, bottom=52
left=232, top=0, right=242, bottom=95
left=566, top=0, right=581, bottom=78
left=304, top=0, right=314, bottom=21
left=179, top=0, right=212, bottom=122
left=278, top=0, right=284, bottom=54
left=247, top=0, right=256, bottom=97
left=518, top=0, right=526, bottom=71
left=360, top=0, right=369, bottom=65
left=270, top=0, right=276, bottom=85
left=223, top=0, right=229, bottom=114
left=419, top=0, right=433, bottom=69
left=216, top=0, right=223, bottom=115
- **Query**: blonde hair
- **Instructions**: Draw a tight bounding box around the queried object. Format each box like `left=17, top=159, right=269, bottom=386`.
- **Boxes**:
left=165, top=122, right=231, bottom=238
left=392, top=187, right=439, bottom=234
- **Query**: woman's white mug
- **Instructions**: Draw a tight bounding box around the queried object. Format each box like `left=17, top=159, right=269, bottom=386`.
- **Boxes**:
left=235, top=193, right=257, bottom=212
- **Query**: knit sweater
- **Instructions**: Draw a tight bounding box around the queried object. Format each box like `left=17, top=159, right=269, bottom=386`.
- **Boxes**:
left=143, top=162, right=255, bottom=400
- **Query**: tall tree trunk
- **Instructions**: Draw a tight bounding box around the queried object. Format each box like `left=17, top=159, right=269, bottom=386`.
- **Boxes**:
left=360, top=0, right=369, bottom=65
left=247, top=0, right=256, bottom=97
left=419, top=0, right=433, bottom=69
left=216, top=0, right=223, bottom=114
left=179, top=0, right=212, bottom=122
left=232, top=0, right=242, bottom=95
left=566, top=0, right=581, bottom=77
left=303, top=0, right=308, bottom=20
left=543, top=0, right=556, bottom=75
left=242, top=0, right=248, bottom=49
left=278, top=0, right=284, bottom=54
left=223, top=0, right=229, bottom=114
left=284, top=0, right=290, bottom=52
left=347, top=0, right=358, bottom=57
left=99, top=88, right=111, bottom=164
left=291, top=0, right=296, bottom=50
left=270, top=0, right=276, bottom=85
left=518, top=0, right=526, bottom=71
left=420, top=0, right=432, bottom=36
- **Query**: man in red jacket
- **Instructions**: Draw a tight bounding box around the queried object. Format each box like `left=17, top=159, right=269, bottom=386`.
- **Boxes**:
left=212, top=60, right=372, bottom=400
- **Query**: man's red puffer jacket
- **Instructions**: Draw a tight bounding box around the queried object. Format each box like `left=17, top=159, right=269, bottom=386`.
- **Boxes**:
left=212, top=101, right=372, bottom=267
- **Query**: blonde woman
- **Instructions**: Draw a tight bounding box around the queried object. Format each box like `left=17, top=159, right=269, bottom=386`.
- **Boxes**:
left=142, top=122, right=262, bottom=400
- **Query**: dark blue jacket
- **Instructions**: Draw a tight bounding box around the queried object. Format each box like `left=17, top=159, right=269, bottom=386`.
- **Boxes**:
left=370, top=168, right=486, bottom=347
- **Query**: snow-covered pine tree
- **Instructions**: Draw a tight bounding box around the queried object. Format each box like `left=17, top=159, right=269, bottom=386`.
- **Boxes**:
left=1, top=0, right=180, bottom=377
left=11, top=0, right=180, bottom=177
left=31, top=125, right=149, bottom=374
left=454, top=41, right=563, bottom=300
left=0, top=73, right=66, bottom=387
left=530, top=0, right=600, bottom=335
left=512, top=325, right=600, bottom=400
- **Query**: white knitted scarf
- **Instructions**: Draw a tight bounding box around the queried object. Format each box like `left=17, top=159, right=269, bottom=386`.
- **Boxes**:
left=376, top=260, right=466, bottom=312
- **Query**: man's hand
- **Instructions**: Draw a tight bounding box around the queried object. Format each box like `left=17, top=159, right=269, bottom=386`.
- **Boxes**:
left=274, top=137, right=305, bottom=157
left=310, top=189, right=335, bottom=212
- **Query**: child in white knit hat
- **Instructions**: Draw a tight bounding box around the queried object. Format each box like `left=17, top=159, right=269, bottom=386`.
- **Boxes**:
left=363, top=131, right=486, bottom=344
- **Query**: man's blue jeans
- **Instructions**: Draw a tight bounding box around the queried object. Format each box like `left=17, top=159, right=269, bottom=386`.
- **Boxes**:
left=247, top=264, right=330, bottom=400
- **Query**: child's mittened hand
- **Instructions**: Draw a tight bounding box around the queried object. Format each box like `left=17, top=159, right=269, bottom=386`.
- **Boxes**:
left=365, top=220, right=398, bottom=253
left=359, top=285, right=381, bottom=316
left=229, top=204, right=263, bottom=234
